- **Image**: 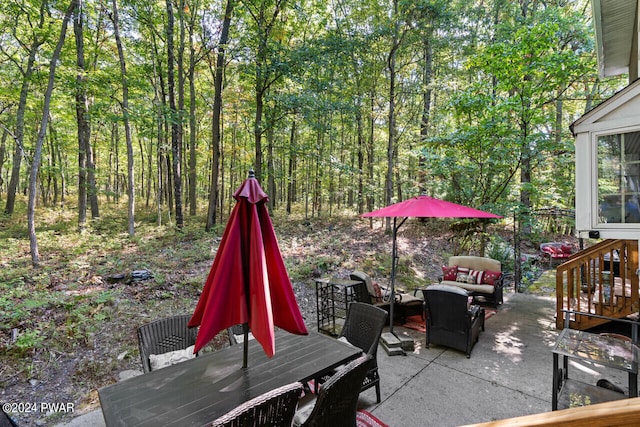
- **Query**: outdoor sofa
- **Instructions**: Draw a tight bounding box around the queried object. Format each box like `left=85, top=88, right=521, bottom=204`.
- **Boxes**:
left=439, top=255, right=504, bottom=308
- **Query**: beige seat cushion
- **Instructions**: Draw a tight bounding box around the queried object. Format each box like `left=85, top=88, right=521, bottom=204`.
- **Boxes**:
left=448, top=256, right=501, bottom=272
left=149, top=345, right=196, bottom=370
left=440, top=280, right=495, bottom=295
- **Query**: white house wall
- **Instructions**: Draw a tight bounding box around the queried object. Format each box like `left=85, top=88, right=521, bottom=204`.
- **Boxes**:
left=572, top=80, right=640, bottom=239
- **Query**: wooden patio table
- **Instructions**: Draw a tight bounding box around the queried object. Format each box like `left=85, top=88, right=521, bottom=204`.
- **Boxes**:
left=98, top=331, right=361, bottom=427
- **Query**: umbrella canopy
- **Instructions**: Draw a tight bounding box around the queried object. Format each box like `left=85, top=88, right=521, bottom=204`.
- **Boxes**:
left=362, top=194, right=502, bottom=335
left=361, top=194, right=502, bottom=219
left=189, top=171, right=307, bottom=367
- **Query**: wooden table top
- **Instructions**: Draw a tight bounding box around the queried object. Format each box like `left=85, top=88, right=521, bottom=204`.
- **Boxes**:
left=98, top=331, right=361, bottom=427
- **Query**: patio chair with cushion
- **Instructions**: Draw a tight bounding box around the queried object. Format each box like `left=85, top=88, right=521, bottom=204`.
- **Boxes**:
left=315, top=302, right=387, bottom=403
left=540, top=242, right=574, bottom=267
left=294, top=355, right=372, bottom=427
left=137, top=314, right=198, bottom=373
left=210, top=381, right=304, bottom=427
left=422, top=284, right=485, bottom=358
left=350, top=271, right=423, bottom=320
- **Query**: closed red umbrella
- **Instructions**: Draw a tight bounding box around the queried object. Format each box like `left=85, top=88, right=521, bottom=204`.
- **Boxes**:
left=362, top=194, right=502, bottom=334
left=189, top=171, right=307, bottom=367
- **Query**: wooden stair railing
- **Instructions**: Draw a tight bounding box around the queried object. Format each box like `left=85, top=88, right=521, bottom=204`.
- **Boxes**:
left=556, top=239, right=639, bottom=330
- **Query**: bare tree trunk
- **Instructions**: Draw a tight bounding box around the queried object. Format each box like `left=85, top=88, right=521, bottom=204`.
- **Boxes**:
left=5, top=2, right=47, bottom=216
left=111, top=0, right=135, bottom=236
left=74, top=0, right=92, bottom=231
left=28, top=0, right=77, bottom=267
left=0, top=130, right=7, bottom=199
left=266, top=110, right=275, bottom=210
left=167, top=0, right=183, bottom=228
left=206, top=0, right=234, bottom=231
left=177, top=0, right=187, bottom=215
left=419, top=36, right=433, bottom=193
left=286, top=120, right=296, bottom=214
left=48, top=118, right=59, bottom=206
left=187, top=3, right=198, bottom=216
left=385, top=0, right=400, bottom=232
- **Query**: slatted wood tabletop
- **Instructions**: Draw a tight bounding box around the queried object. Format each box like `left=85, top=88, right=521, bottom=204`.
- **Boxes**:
left=98, top=331, right=362, bottom=427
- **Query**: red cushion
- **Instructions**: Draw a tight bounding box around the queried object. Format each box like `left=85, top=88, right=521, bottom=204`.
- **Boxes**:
left=442, top=265, right=458, bottom=281
left=561, top=244, right=572, bottom=254
left=482, top=270, right=501, bottom=286
left=372, top=282, right=383, bottom=299
left=542, top=246, right=562, bottom=255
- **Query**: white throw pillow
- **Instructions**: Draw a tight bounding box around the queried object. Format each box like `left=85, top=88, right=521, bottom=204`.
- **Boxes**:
left=149, top=345, right=196, bottom=370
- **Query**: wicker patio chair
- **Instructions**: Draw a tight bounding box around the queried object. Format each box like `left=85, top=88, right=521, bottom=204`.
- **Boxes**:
left=137, top=314, right=198, bottom=373
left=1, top=407, right=18, bottom=427
left=422, top=284, right=485, bottom=358
left=338, top=302, right=387, bottom=403
left=209, top=382, right=304, bottom=427
left=314, top=302, right=387, bottom=403
left=227, top=324, right=255, bottom=346
left=295, top=355, right=371, bottom=427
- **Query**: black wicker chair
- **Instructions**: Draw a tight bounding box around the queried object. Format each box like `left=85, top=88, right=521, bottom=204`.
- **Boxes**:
left=1, top=408, right=18, bottom=427
left=349, top=271, right=423, bottom=320
left=227, top=324, right=255, bottom=346
left=336, top=302, right=387, bottom=403
left=422, top=284, right=485, bottom=358
left=210, top=382, right=304, bottom=427
left=297, top=355, right=371, bottom=427
left=137, top=314, right=198, bottom=373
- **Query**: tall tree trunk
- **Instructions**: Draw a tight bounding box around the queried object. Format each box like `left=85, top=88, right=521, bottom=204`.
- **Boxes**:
left=5, top=2, right=47, bottom=216
left=419, top=36, right=433, bottom=193
left=286, top=120, right=296, bottom=214
left=48, top=118, right=59, bottom=205
left=367, top=88, right=375, bottom=214
left=255, top=84, right=264, bottom=181
left=167, top=0, right=184, bottom=228
left=74, top=0, right=92, bottom=231
left=28, top=0, right=77, bottom=267
left=0, top=130, right=7, bottom=197
left=266, top=109, right=275, bottom=210
left=177, top=0, right=187, bottom=213
left=385, top=0, right=401, bottom=232
left=111, top=0, right=135, bottom=236
left=250, top=0, right=285, bottom=182
left=206, top=0, right=234, bottom=231
left=187, top=3, right=198, bottom=216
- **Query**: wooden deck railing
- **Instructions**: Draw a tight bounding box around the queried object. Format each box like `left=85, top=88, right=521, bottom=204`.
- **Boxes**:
left=463, top=397, right=640, bottom=427
left=555, top=239, right=639, bottom=330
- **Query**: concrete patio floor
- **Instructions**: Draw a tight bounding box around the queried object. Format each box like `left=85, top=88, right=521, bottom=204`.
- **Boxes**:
left=358, top=291, right=630, bottom=426
left=54, top=291, right=630, bottom=427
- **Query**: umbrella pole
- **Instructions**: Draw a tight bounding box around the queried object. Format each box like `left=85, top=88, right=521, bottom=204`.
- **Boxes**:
left=242, top=322, right=249, bottom=368
left=389, top=219, right=397, bottom=334
left=389, top=217, right=407, bottom=334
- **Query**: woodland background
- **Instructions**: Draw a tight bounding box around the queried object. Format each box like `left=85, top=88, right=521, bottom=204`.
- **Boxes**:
left=0, top=0, right=629, bottom=265
left=0, top=1, right=628, bottom=424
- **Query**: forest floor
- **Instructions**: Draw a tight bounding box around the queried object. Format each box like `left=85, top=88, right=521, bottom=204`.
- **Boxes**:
left=0, top=208, right=577, bottom=426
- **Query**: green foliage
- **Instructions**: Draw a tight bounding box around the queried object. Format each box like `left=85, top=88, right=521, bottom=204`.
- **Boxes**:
left=487, top=236, right=514, bottom=271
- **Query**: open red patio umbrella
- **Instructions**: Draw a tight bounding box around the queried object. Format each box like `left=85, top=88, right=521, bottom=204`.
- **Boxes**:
left=362, top=194, right=502, bottom=333
left=189, top=170, right=308, bottom=367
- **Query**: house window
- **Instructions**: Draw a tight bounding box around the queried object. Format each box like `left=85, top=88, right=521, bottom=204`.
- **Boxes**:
left=598, top=131, right=640, bottom=223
